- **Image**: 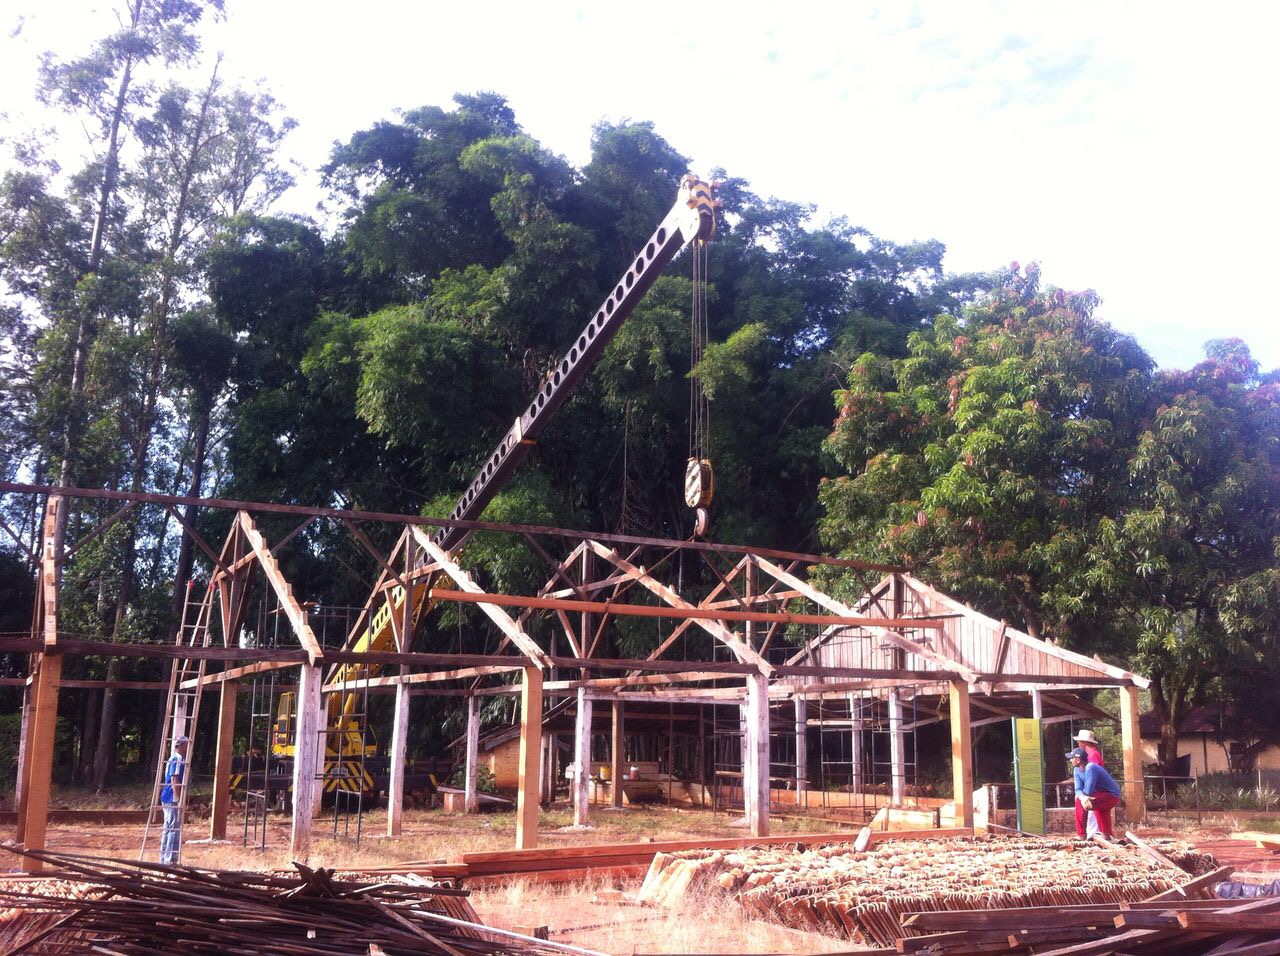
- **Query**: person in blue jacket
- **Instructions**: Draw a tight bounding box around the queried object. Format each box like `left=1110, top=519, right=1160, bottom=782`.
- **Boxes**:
left=160, top=735, right=189, bottom=864
left=1068, top=746, right=1121, bottom=838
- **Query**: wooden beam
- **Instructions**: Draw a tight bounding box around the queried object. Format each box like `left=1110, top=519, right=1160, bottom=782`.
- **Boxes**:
left=516, top=667, right=543, bottom=849
left=586, top=539, right=771, bottom=673
left=1120, top=684, right=1146, bottom=822
left=289, top=664, right=322, bottom=861
left=386, top=672, right=410, bottom=837
left=209, top=681, right=237, bottom=840
left=413, top=528, right=550, bottom=668
left=610, top=701, right=624, bottom=809
left=59, top=500, right=136, bottom=562
left=326, top=664, right=524, bottom=694
left=793, top=695, right=807, bottom=807
left=192, top=660, right=296, bottom=688
left=888, top=688, right=905, bottom=805
left=950, top=679, right=974, bottom=828
left=464, top=695, right=481, bottom=813
left=751, top=555, right=972, bottom=681
left=238, top=512, right=324, bottom=664
left=40, top=500, right=58, bottom=647
left=572, top=688, right=592, bottom=826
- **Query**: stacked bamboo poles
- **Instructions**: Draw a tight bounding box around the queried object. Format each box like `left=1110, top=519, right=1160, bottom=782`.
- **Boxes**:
left=0, top=848, right=605, bottom=956
left=638, top=837, right=1189, bottom=946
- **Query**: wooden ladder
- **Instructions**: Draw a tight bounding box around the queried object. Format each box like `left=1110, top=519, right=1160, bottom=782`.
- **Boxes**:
left=140, top=580, right=216, bottom=862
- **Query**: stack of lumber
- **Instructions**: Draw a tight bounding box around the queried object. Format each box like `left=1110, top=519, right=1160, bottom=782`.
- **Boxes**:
left=347, top=829, right=970, bottom=886
left=0, top=848, right=600, bottom=955
left=638, top=835, right=1189, bottom=946
left=893, top=875, right=1280, bottom=955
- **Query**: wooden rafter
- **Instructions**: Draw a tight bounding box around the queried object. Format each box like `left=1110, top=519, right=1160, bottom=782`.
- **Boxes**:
left=585, top=539, right=772, bottom=674
left=412, top=528, right=551, bottom=668
left=237, top=511, right=324, bottom=664
left=757, top=558, right=974, bottom=682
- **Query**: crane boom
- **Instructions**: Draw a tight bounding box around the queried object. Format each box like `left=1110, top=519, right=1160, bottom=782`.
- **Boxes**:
left=435, top=173, right=717, bottom=551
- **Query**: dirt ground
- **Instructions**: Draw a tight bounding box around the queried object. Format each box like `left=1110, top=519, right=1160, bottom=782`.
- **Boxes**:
left=7, top=803, right=1280, bottom=955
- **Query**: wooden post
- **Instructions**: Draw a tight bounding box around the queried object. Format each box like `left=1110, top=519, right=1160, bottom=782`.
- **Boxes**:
left=949, top=679, right=974, bottom=828
left=738, top=700, right=752, bottom=821
left=17, top=652, right=61, bottom=872
left=290, top=663, right=322, bottom=861
left=14, top=680, right=31, bottom=811
left=1119, top=684, right=1146, bottom=822
left=849, top=692, right=863, bottom=795
left=386, top=674, right=410, bottom=836
left=464, top=694, right=481, bottom=813
left=610, top=700, right=624, bottom=808
left=793, top=695, right=807, bottom=808
left=1031, top=689, right=1044, bottom=720
left=515, top=666, right=542, bottom=849
left=888, top=689, right=905, bottom=806
left=746, top=671, right=770, bottom=837
left=209, top=681, right=238, bottom=840
left=572, top=687, right=592, bottom=826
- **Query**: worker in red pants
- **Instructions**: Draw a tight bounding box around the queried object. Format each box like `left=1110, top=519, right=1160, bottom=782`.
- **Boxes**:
left=1068, top=747, right=1121, bottom=838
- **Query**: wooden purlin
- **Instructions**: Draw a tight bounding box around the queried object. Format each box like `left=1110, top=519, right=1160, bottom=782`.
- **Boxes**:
left=585, top=538, right=772, bottom=674
left=236, top=511, right=324, bottom=664
left=758, top=559, right=977, bottom=683
left=413, top=527, right=551, bottom=668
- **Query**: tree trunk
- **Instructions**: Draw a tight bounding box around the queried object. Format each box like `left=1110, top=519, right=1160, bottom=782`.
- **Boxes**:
left=170, top=401, right=211, bottom=626
left=91, top=659, right=122, bottom=791
left=78, top=689, right=101, bottom=784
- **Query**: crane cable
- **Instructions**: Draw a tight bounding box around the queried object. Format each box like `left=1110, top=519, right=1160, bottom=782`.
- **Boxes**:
left=686, top=237, right=713, bottom=535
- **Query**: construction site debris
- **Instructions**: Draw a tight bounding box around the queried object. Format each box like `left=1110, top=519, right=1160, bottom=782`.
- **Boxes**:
left=0, top=848, right=604, bottom=955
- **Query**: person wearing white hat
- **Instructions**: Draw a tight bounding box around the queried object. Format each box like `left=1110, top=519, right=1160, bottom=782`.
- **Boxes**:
left=160, top=735, right=189, bottom=864
left=1070, top=729, right=1104, bottom=837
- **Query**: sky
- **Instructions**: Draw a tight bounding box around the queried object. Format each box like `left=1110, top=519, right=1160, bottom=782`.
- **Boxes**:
left=2, top=0, right=1278, bottom=372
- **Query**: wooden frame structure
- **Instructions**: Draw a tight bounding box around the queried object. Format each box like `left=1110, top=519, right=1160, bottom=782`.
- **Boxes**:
left=0, top=482, right=1150, bottom=872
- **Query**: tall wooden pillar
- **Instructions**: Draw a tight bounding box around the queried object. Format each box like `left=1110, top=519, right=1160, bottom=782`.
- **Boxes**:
left=793, top=695, right=807, bottom=807
left=290, top=663, right=323, bottom=861
left=888, top=689, right=905, bottom=806
left=1031, top=689, right=1044, bottom=720
left=572, top=688, right=592, bottom=826
left=209, top=681, right=238, bottom=840
left=849, top=692, right=863, bottom=794
left=1119, top=685, right=1146, bottom=822
left=610, top=700, right=625, bottom=808
left=738, top=700, right=752, bottom=820
left=949, top=680, right=974, bottom=828
left=515, top=666, right=543, bottom=849
left=17, top=653, right=62, bottom=872
left=14, top=680, right=31, bottom=808
left=745, top=672, right=770, bottom=837
left=386, top=675, right=410, bottom=836
left=464, top=694, right=481, bottom=813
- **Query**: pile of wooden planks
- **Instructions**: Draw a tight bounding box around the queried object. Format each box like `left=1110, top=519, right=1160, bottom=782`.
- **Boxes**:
left=347, top=828, right=971, bottom=886
left=638, top=835, right=1191, bottom=946
left=0, top=848, right=602, bottom=955
left=893, top=869, right=1280, bottom=955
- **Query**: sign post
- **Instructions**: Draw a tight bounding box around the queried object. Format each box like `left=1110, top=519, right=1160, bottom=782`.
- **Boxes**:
left=1012, top=717, right=1046, bottom=834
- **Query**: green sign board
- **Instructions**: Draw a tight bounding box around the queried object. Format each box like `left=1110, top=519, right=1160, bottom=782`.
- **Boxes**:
left=1012, top=717, right=1046, bottom=834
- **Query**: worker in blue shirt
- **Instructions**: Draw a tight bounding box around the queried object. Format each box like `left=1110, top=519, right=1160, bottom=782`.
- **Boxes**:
left=160, top=735, right=189, bottom=864
left=1068, top=746, right=1121, bottom=838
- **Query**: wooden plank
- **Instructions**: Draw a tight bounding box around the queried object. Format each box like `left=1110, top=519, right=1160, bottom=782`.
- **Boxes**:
left=464, top=695, right=480, bottom=813
left=238, top=512, right=324, bottom=664
left=1180, top=912, right=1280, bottom=931
left=1119, top=685, right=1146, bottom=821
left=516, top=666, right=542, bottom=849
left=289, top=664, right=322, bottom=861
left=586, top=539, right=772, bottom=673
left=208, top=681, right=237, bottom=840
left=1143, top=865, right=1234, bottom=901
left=413, top=529, right=551, bottom=668
left=1125, top=830, right=1183, bottom=873
left=950, top=679, right=974, bottom=828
